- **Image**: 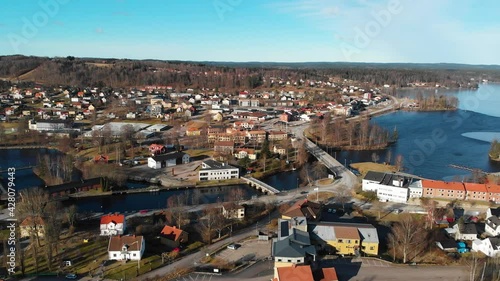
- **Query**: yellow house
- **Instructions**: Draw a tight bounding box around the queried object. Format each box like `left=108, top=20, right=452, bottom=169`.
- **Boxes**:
left=310, top=223, right=379, bottom=256
left=329, top=226, right=360, bottom=255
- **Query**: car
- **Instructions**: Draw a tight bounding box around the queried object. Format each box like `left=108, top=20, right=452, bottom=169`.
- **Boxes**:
left=328, top=208, right=336, bottom=213
left=227, top=244, right=240, bottom=250
left=65, top=273, right=77, bottom=279
left=300, top=191, right=308, bottom=194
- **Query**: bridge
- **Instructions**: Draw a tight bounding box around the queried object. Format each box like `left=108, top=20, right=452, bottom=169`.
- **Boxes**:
left=242, top=176, right=280, bottom=195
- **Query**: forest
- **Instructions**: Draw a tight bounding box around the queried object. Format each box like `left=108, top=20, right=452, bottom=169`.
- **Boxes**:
left=0, top=55, right=497, bottom=89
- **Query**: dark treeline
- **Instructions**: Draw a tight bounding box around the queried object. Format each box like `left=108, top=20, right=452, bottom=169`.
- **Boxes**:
left=0, top=55, right=498, bottom=89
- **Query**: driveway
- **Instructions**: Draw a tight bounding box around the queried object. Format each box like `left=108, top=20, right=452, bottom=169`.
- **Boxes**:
left=215, top=238, right=271, bottom=263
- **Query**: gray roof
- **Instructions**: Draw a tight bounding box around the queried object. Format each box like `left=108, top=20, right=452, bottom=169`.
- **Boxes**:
left=201, top=160, right=237, bottom=170
left=461, top=223, right=478, bottom=235
left=272, top=229, right=316, bottom=258
left=309, top=221, right=379, bottom=243
left=358, top=227, right=379, bottom=243
left=151, top=152, right=187, bottom=161
left=491, top=208, right=500, bottom=217
left=487, top=216, right=500, bottom=230
left=310, top=225, right=336, bottom=241
left=364, top=171, right=385, bottom=182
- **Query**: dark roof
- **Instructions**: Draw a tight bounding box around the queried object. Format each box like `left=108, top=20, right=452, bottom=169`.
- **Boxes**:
left=151, top=152, right=187, bottom=161
left=279, top=220, right=290, bottom=239
left=46, top=177, right=102, bottom=193
left=363, top=171, right=385, bottom=182
left=201, top=160, right=237, bottom=170
left=491, top=207, right=500, bottom=217
left=272, top=229, right=316, bottom=258
left=282, top=199, right=322, bottom=220
left=461, top=223, right=478, bottom=235
left=436, top=239, right=457, bottom=250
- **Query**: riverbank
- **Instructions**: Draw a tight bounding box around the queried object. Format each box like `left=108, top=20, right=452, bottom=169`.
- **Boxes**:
left=350, top=162, right=397, bottom=177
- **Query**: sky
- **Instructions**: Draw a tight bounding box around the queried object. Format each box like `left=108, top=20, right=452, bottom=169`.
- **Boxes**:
left=0, top=0, right=499, bottom=64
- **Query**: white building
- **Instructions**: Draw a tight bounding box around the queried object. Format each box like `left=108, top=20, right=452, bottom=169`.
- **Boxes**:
left=472, top=238, right=500, bottom=257
left=453, top=223, right=478, bottom=241
left=108, top=235, right=145, bottom=261
left=147, top=152, right=190, bottom=169
left=485, top=208, right=500, bottom=236
left=199, top=160, right=239, bottom=181
left=362, top=171, right=420, bottom=203
left=100, top=214, right=126, bottom=236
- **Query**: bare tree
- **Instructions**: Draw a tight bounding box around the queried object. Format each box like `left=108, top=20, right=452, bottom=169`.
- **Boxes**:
left=226, top=187, right=246, bottom=204
left=198, top=207, right=219, bottom=244
left=387, top=214, right=427, bottom=263
left=312, top=161, right=327, bottom=180
left=166, top=194, right=186, bottom=228
left=385, top=150, right=392, bottom=165
left=64, top=205, right=78, bottom=234
left=335, top=185, right=352, bottom=209
left=371, top=152, right=380, bottom=163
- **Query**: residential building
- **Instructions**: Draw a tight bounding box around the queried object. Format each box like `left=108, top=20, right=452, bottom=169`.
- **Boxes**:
left=453, top=223, right=478, bottom=241
left=159, top=226, right=188, bottom=248
left=213, top=141, right=235, bottom=155
left=281, top=199, right=322, bottom=221
left=246, top=130, right=267, bottom=143
left=198, top=160, right=239, bottom=181
left=421, top=180, right=466, bottom=200
left=268, top=131, right=288, bottom=141
left=487, top=184, right=500, bottom=204
left=234, top=148, right=257, bottom=160
left=222, top=202, right=245, bottom=219
left=186, top=127, right=201, bottom=136
left=278, top=217, right=308, bottom=239
left=149, top=144, right=167, bottom=155
left=272, top=228, right=317, bottom=269
left=274, top=264, right=337, bottom=281
left=362, top=171, right=418, bottom=203
left=147, top=152, right=190, bottom=169
left=472, top=237, right=500, bottom=257
left=309, top=222, right=379, bottom=256
left=28, top=119, right=75, bottom=132
left=273, top=146, right=287, bottom=156
left=464, top=183, right=488, bottom=201
left=100, top=214, right=126, bottom=236
left=20, top=216, right=45, bottom=238
left=485, top=208, right=500, bottom=236
left=108, top=235, right=145, bottom=261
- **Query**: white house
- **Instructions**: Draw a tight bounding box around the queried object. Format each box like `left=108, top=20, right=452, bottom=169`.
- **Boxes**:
left=199, top=160, right=239, bottom=181
left=362, top=171, right=419, bottom=203
left=485, top=208, right=500, bottom=236
left=472, top=238, right=500, bottom=257
left=108, top=235, right=145, bottom=261
left=147, top=152, right=190, bottom=169
left=453, top=223, right=478, bottom=241
left=222, top=203, right=245, bottom=219
left=100, top=214, right=126, bottom=236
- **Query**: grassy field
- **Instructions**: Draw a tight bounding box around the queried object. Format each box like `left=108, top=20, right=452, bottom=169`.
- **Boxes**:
left=307, top=191, right=335, bottom=202
left=351, top=162, right=397, bottom=177
left=185, top=149, right=214, bottom=158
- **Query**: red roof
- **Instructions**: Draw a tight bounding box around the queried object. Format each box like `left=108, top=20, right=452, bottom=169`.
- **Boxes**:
left=276, top=264, right=314, bottom=281
left=421, top=180, right=465, bottom=191
left=160, top=225, right=186, bottom=242
left=486, top=183, right=500, bottom=193
left=320, top=267, right=339, bottom=281
left=464, top=183, right=488, bottom=193
left=100, top=214, right=125, bottom=224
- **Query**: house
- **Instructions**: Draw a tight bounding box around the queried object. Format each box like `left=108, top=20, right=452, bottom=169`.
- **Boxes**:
left=274, top=264, right=314, bottom=281
left=309, top=222, right=379, bottom=256
left=272, top=228, right=317, bottom=269
left=149, top=144, right=167, bottom=155
left=268, top=131, right=288, bottom=142
left=273, top=146, right=287, bottom=156
left=246, top=130, right=267, bottom=143
left=147, top=152, right=190, bottom=169
left=159, top=225, right=188, bottom=248
left=108, top=235, right=145, bottom=261
left=421, top=180, right=465, bottom=200
left=487, top=183, right=500, bottom=204
left=199, top=160, right=239, bottom=181
left=186, top=127, right=201, bottom=136
left=473, top=237, right=500, bottom=257
left=94, top=154, right=109, bottom=163
left=282, top=199, right=321, bottom=221
left=28, top=119, right=75, bottom=132
left=453, top=222, right=478, bottom=241
left=273, top=265, right=338, bottom=281
left=234, top=148, right=257, bottom=160
left=362, top=171, right=419, bottom=203
left=20, top=216, right=45, bottom=238
left=485, top=208, right=500, bottom=236
left=222, top=202, right=245, bottom=219
left=213, top=141, right=234, bottom=155
left=100, top=214, right=126, bottom=236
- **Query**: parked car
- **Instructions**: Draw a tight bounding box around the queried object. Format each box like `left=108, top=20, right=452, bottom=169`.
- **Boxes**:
left=227, top=244, right=240, bottom=250
left=65, top=273, right=77, bottom=279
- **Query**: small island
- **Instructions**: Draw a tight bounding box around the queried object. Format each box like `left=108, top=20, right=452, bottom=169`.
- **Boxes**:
left=489, top=139, right=500, bottom=161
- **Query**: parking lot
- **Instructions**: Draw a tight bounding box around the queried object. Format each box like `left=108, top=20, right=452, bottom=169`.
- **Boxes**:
left=216, top=238, right=271, bottom=263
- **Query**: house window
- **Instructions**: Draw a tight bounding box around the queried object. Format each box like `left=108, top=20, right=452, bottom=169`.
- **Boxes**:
left=370, top=246, right=374, bottom=250
left=113, top=254, right=117, bottom=257
left=133, top=253, right=136, bottom=257
left=277, top=259, right=282, bottom=262
left=338, top=239, right=343, bottom=243
left=288, top=260, right=292, bottom=262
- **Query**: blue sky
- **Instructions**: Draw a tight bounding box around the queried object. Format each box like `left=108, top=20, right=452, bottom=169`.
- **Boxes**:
left=0, top=0, right=499, bottom=64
